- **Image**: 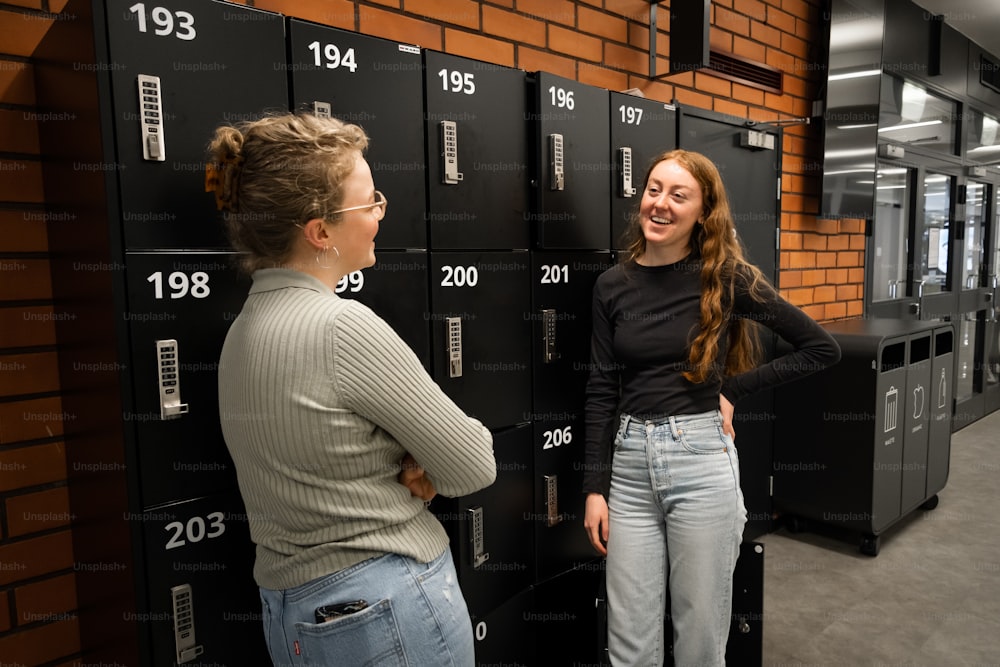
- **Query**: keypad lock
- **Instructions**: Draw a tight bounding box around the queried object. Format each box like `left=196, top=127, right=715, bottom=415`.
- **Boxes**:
left=171, top=583, right=204, bottom=663
left=440, top=120, right=463, bottom=185
left=137, top=74, right=165, bottom=161
left=156, top=339, right=189, bottom=420
left=549, top=133, right=565, bottom=191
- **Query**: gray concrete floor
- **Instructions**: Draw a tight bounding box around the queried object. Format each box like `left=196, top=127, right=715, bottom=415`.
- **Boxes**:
left=759, top=408, right=1000, bottom=666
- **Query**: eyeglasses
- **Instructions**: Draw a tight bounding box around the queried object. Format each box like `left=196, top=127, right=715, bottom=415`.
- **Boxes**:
left=330, top=191, right=388, bottom=221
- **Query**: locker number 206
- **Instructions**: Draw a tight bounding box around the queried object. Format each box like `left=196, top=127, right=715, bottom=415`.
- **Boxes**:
left=542, top=426, right=573, bottom=449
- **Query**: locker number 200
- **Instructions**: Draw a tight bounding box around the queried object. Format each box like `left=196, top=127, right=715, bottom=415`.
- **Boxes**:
left=440, top=265, right=479, bottom=287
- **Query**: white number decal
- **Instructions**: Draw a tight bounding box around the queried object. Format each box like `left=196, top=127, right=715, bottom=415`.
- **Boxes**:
left=307, top=41, right=358, bottom=72
left=438, top=69, right=476, bottom=95
left=548, top=86, right=575, bottom=110
left=540, top=264, right=569, bottom=284
left=128, top=4, right=196, bottom=41
left=475, top=621, right=488, bottom=641
left=164, top=511, right=226, bottom=550
left=335, top=271, right=365, bottom=293
left=440, top=265, right=479, bottom=287
left=542, top=425, right=573, bottom=450
left=147, top=271, right=211, bottom=300
left=619, top=105, right=643, bottom=125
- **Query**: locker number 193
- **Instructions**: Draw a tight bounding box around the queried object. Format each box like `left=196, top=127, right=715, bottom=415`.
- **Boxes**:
left=128, top=3, right=196, bottom=41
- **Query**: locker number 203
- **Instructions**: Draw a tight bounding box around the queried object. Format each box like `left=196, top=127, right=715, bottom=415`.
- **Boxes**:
left=307, top=41, right=358, bottom=72
left=146, top=271, right=210, bottom=299
left=128, top=3, right=196, bottom=41
left=164, top=512, right=226, bottom=550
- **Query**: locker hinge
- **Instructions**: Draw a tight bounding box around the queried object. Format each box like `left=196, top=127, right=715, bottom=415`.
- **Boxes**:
left=769, top=475, right=774, bottom=497
left=775, top=227, right=780, bottom=251
left=776, top=176, right=781, bottom=201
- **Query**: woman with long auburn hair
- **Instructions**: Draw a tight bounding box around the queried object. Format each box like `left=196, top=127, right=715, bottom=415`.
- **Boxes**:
left=583, top=149, right=840, bottom=665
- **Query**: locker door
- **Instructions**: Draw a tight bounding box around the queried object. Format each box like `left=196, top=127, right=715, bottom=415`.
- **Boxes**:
left=124, top=252, right=250, bottom=508
left=105, top=0, right=287, bottom=250
left=140, top=493, right=263, bottom=667
left=530, top=251, right=613, bottom=417
left=677, top=107, right=783, bottom=540
left=430, top=423, right=534, bottom=619
left=609, top=93, right=677, bottom=250
left=429, top=251, right=532, bottom=430
left=531, top=72, right=611, bottom=250
left=471, top=587, right=536, bottom=666
left=287, top=20, right=427, bottom=250
left=335, top=250, right=432, bottom=369
left=424, top=51, right=530, bottom=250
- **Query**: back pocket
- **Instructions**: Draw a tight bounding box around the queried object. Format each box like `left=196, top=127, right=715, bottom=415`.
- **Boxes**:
left=295, top=598, right=406, bottom=667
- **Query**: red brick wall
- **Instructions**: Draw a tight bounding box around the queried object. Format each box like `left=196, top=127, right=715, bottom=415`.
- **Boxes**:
left=0, top=0, right=856, bottom=661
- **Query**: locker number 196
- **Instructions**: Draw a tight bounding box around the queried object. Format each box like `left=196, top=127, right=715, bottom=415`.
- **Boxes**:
left=307, top=41, right=358, bottom=72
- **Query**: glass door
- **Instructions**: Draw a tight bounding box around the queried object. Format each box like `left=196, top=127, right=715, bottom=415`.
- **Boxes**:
left=867, top=165, right=918, bottom=318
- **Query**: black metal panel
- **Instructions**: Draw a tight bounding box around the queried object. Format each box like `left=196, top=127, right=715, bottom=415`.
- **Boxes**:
left=609, top=93, right=677, bottom=250
left=428, top=251, right=531, bottom=430
left=424, top=51, right=530, bottom=250
left=139, top=493, right=262, bottom=667
left=287, top=19, right=427, bottom=250
left=677, top=107, right=781, bottom=540
left=335, top=250, right=432, bottom=370
left=927, top=325, right=954, bottom=496
left=430, top=423, right=534, bottom=619
left=532, top=417, right=597, bottom=582
left=124, top=252, right=249, bottom=508
left=470, top=586, right=536, bottom=666
left=533, top=563, right=607, bottom=666
left=531, top=72, right=611, bottom=250
left=104, top=0, right=288, bottom=250
left=530, top=251, right=613, bottom=417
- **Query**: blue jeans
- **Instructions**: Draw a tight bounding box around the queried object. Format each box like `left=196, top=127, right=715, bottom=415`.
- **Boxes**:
left=606, top=411, right=747, bottom=667
left=259, top=549, right=474, bottom=666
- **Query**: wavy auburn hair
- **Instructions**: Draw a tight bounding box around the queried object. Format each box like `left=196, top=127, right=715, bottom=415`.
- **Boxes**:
left=620, top=149, right=769, bottom=384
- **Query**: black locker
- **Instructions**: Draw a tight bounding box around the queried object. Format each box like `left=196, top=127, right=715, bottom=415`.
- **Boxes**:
left=424, top=51, right=530, bottom=250
left=35, top=1, right=286, bottom=663
left=138, top=493, right=259, bottom=667
left=124, top=252, right=249, bottom=507
left=530, top=72, right=612, bottom=250
left=428, top=251, right=532, bottom=430
left=530, top=250, right=613, bottom=417
left=677, top=107, right=783, bottom=541
left=105, top=0, right=288, bottom=250
left=430, top=423, right=534, bottom=620
left=334, top=250, right=432, bottom=369
left=529, top=251, right=612, bottom=580
left=609, top=93, right=677, bottom=250
left=287, top=19, right=427, bottom=250
left=533, top=562, right=607, bottom=666
left=470, top=586, right=536, bottom=666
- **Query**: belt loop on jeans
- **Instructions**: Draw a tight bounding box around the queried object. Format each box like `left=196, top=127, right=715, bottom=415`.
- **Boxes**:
left=667, top=415, right=681, bottom=440
left=620, top=413, right=632, bottom=434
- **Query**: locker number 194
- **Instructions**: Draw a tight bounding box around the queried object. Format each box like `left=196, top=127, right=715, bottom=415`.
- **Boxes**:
left=307, top=41, right=358, bottom=72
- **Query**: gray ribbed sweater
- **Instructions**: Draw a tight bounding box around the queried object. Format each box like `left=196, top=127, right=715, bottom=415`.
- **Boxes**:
left=218, top=269, right=496, bottom=590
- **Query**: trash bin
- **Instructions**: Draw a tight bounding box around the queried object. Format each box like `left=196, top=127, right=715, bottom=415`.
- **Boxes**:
left=772, top=318, right=953, bottom=556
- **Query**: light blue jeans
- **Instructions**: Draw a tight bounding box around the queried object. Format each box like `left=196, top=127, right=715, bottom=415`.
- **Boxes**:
left=259, top=549, right=474, bottom=666
left=606, top=411, right=747, bottom=667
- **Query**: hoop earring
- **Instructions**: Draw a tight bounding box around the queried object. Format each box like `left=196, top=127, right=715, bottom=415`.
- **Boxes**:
left=316, top=245, right=340, bottom=269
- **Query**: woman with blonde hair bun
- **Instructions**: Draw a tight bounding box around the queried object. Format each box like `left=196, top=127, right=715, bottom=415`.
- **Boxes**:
left=208, top=112, right=495, bottom=666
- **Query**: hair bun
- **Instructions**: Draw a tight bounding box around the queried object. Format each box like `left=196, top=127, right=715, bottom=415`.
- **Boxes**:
left=205, top=126, right=245, bottom=211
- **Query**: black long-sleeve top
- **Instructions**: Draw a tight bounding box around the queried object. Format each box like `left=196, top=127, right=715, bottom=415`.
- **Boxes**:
left=583, top=257, right=841, bottom=496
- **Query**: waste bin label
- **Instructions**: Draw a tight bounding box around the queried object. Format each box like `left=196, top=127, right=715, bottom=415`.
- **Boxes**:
left=884, top=385, right=898, bottom=433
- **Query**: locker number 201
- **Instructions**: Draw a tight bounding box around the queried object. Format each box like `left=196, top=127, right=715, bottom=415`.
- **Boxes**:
left=307, top=41, right=358, bottom=72
left=146, top=271, right=210, bottom=299
left=128, top=3, right=196, bottom=41
left=539, top=264, right=570, bottom=284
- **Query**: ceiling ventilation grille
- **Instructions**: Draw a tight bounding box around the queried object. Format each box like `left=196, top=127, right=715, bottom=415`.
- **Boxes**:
left=706, top=51, right=783, bottom=94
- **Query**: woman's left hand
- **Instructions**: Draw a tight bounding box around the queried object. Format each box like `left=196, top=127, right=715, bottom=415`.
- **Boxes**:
left=398, top=453, right=437, bottom=502
left=720, top=394, right=736, bottom=442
